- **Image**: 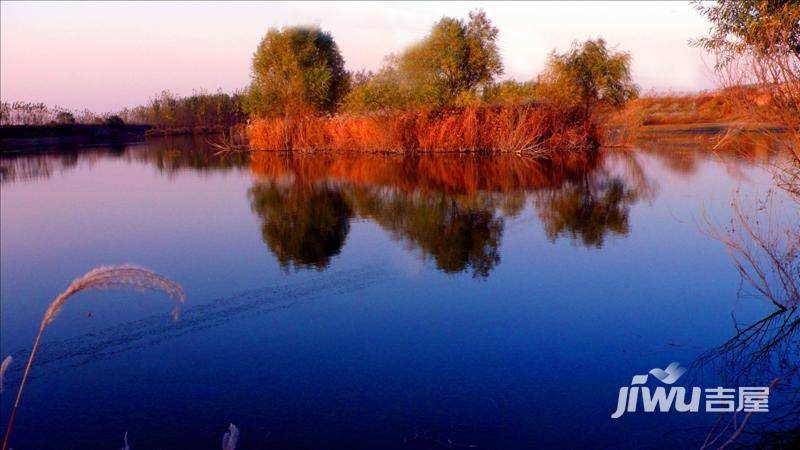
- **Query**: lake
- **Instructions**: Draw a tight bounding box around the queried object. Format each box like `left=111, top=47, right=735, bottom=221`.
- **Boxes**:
left=1, top=136, right=797, bottom=449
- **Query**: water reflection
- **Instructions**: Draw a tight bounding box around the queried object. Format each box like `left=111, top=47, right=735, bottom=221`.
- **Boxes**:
left=694, top=307, right=800, bottom=448
left=534, top=176, right=636, bottom=248
left=349, top=186, right=504, bottom=277
left=3, top=135, right=785, bottom=278
left=247, top=151, right=657, bottom=276
left=0, top=136, right=249, bottom=183
left=249, top=182, right=352, bottom=271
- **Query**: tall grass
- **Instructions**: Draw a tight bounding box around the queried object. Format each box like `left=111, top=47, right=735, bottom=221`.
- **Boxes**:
left=1, top=265, right=185, bottom=450
left=247, top=105, right=593, bottom=154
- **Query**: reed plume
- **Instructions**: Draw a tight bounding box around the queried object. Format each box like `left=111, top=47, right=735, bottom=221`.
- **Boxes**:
left=1, top=265, right=185, bottom=450
left=0, top=356, right=11, bottom=395
left=222, top=423, right=239, bottom=450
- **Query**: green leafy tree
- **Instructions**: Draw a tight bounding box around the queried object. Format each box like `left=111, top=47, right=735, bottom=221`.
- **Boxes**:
left=343, top=9, right=502, bottom=112
left=543, top=38, right=638, bottom=123
left=341, top=66, right=407, bottom=113
left=693, top=0, right=800, bottom=65
left=399, top=10, right=503, bottom=107
left=244, top=26, right=348, bottom=117
left=481, top=80, right=539, bottom=106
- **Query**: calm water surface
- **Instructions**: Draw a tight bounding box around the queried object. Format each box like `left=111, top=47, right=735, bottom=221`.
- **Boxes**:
left=0, top=136, right=797, bottom=449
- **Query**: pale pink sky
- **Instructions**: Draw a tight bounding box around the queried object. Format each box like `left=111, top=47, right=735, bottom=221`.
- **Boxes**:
left=0, top=1, right=717, bottom=112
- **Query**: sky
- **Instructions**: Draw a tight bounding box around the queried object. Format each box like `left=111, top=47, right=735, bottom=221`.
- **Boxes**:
left=1, top=1, right=719, bottom=112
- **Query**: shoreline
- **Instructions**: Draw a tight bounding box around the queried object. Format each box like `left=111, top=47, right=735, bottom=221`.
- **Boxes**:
left=0, top=124, right=152, bottom=153
left=0, top=122, right=786, bottom=155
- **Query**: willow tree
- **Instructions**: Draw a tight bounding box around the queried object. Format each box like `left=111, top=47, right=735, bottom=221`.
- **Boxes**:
left=343, top=9, right=503, bottom=111
left=243, top=26, right=349, bottom=117
left=543, top=39, right=638, bottom=127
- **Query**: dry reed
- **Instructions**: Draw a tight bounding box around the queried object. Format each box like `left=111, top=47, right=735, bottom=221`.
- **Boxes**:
left=222, top=423, right=239, bottom=450
left=0, top=356, right=11, bottom=395
left=247, top=106, right=593, bottom=154
left=1, top=265, right=185, bottom=450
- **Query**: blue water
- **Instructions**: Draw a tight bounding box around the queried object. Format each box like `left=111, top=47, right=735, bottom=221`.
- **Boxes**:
left=0, top=137, right=796, bottom=449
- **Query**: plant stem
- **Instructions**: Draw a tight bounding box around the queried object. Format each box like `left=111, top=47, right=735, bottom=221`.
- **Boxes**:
left=2, top=325, right=45, bottom=450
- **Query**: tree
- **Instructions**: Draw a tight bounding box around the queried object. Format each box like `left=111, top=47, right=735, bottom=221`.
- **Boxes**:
left=693, top=0, right=799, bottom=159
left=343, top=9, right=503, bottom=111
left=244, top=26, right=349, bottom=117
left=341, top=66, right=407, bottom=113
left=693, top=0, right=800, bottom=66
left=399, top=10, right=503, bottom=107
left=543, top=38, right=638, bottom=124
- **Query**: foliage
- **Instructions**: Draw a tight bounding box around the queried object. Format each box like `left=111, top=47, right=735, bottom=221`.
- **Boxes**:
left=542, top=38, right=638, bottom=122
left=341, top=66, right=408, bottom=113
left=693, top=0, right=800, bottom=66
left=244, top=26, right=348, bottom=117
left=342, top=9, right=503, bottom=112
left=481, top=80, right=540, bottom=106
left=121, top=90, right=245, bottom=129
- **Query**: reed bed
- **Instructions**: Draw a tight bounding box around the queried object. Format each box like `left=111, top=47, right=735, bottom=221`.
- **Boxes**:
left=247, top=105, right=593, bottom=154
left=1, top=265, right=185, bottom=450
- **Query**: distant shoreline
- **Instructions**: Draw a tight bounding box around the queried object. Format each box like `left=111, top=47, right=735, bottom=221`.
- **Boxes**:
left=0, top=124, right=240, bottom=153
left=0, top=124, right=152, bottom=152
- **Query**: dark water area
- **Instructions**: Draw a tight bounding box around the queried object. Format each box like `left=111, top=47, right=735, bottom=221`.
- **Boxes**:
left=1, top=136, right=797, bottom=449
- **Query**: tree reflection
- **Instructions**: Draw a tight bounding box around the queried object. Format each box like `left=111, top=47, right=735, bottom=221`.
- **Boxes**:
left=694, top=308, right=800, bottom=448
left=533, top=176, right=637, bottom=248
left=697, top=179, right=800, bottom=448
left=349, top=187, right=503, bottom=278
left=249, top=181, right=353, bottom=271
left=246, top=150, right=658, bottom=274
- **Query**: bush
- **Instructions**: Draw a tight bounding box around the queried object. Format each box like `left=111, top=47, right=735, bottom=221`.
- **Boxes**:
left=103, top=115, right=125, bottom=128
left=55, top=111, right=76, bottom=125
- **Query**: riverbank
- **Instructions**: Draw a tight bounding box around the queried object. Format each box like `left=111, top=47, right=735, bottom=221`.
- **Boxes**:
left=0, top=124, right=152, bottom=152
